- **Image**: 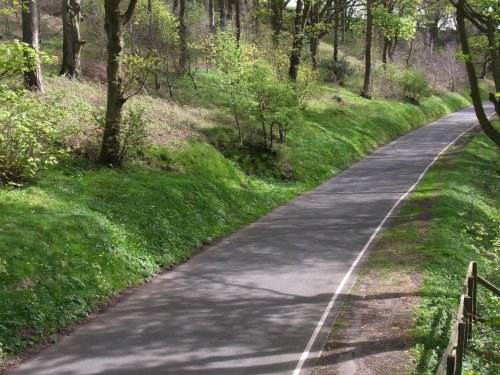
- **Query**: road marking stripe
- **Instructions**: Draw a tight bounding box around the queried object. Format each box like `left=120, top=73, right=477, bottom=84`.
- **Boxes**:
left=292, top=119, right=478, bottom=375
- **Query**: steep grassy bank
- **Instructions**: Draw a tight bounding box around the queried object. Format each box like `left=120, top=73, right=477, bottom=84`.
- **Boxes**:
left=0, top=76, right=469, bottom=365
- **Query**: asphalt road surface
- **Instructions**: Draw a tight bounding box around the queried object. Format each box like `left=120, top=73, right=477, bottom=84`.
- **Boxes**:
left=12, top=104, right=493, bottom=375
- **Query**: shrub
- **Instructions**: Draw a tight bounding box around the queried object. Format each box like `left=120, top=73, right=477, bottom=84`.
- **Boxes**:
left=246, top=63, right=300, bottom=150
left=400, top=69, right=432, bottom=103
left=0, top=39, right=54, bottom=84
left=118, top=106, right=148, bottom=164
left=0, top=40, right=39, bottom=83
left=203, top=28, right=257, bottom=148
left=0, top=91, right=67, bottom=185
left=203, top=30, right=304, bottom=152
left=319, top=57, right=355, bottom=86
left=374, top=63, right=402, bottom=98
left=296, top=65, right=320, bottom=110
left=94, top=105, right=147, bottom=165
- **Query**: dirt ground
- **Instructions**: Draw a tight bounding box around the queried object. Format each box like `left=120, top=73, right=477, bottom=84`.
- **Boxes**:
left=312, top=236, right=423, bottom=375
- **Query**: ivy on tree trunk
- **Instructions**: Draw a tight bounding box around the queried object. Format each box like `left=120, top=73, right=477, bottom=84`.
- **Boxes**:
left=98, top=0, right=138, bottom=166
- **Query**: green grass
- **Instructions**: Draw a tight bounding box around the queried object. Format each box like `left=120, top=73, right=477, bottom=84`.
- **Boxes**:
left=404, top=130, right=500, bottom=375
left=291, top=88, right=468, bottom=183
left=0, top=69, right=471, bottom=364
left=0, top=147, right=300, bottom=356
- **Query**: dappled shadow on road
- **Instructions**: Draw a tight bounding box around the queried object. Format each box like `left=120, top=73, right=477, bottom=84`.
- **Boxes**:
left=12, top=278, right=332, bottom=375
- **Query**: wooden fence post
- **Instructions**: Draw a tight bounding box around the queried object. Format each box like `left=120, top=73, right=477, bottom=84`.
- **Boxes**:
left=464, top=295, right=472, bottom=348
left=456, top=321, right=466, bottom=374
left=446, top=355, right=456, bottom=375
left=471, top=262, right=477, bottom=319
left=466, top=278, right=474, bottom=339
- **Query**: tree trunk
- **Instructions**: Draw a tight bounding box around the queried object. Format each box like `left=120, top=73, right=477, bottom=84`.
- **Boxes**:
left=388, top=34, right=396, bottom=62
left=429, top=13, right=440, bottom=46
left=288, top=0, right=304, bottom=81
left=455, top=2, right=500, bottom=148
left=270, top=0, right=283, bottom=43
left=382, top=37, right=390, bottom=64
left=486, top=33, right=500, bottom=93
left=226, top=0, right=233, bottom=21
left=60, top=0, right=84, bottom=78
left=5, top=14, right=10, bottom=38
left=406, top=38, right=414, bottom=67
left=178, top=0, right=188, bottom=74
left=309, top=37, right=319, bottom=68
left=219, top=0, right=225, bottom=28
left=333, top=0, right=340, bottom=62
left=479, top=58, right=488, bottom=80
left=308, top=3, right=319, bottom=68
left=98, top=0, right=138, bottom=166
left=485, top=32, right=500, bottom=117
left=208, top=0, right=215, bottom=32
left=252, top=0, right=260, bottom=33
left=148, top=0, right=152, bottom=12
left=361, top=0, right=373, bottom=99
left=173, top=0, right=179, bottom=15
left=235, top=0, right=241, bottom=42
left=341, top=4, right=346, bottom=43
left=22, top=0, right=43, bottom=91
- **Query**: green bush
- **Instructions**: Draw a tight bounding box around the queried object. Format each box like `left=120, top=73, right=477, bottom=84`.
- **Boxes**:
left=319, top=57, right=355, bottom=86
left=296, top=65, right=320, bottom=110
left=400, top=69, right=432, bottom=103
left=0, top=91, right=67, bottom=185
left=0, top=40, right=54, bottom=86
left=204, top=29, right=304, bottom=152
left=246, top=63, right=301, bottom=150
left=374, top=63, right=402, bottom=98
left=94, top=105, right=147, bottom=165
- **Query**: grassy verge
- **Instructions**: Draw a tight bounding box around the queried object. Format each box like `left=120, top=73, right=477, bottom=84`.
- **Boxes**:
left=0, top=74, right=470, bottom=366
left=410, top=128, right=500, bottom=375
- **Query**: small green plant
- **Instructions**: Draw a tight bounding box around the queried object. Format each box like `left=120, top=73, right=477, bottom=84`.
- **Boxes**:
left=400, top=69, right=432, bottom=103
left=0, top=90, right=68, bottom=185
left=461, top=216, right=499, bottom=276
left=119, top=106, right=148, bottom=164
left=95, top=105, right=147, bottom=165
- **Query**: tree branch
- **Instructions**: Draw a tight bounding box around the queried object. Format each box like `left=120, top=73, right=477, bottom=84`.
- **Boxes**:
left=123, top=0, right=138, bottom=25
left=123, top=74, right=148, bottom=101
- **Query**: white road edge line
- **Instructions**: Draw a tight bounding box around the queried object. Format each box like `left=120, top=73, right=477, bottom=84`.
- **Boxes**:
left=292, top=120, right=478, bottom=375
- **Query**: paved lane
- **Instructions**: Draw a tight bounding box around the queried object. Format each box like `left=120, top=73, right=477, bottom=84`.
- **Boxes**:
left=12, top=104, right=492, bottom=375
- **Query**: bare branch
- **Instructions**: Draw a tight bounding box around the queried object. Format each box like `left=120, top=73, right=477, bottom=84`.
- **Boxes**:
left=123, top=0, right=138, bottom=25
left=123, top=74, right=149, bottom=101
